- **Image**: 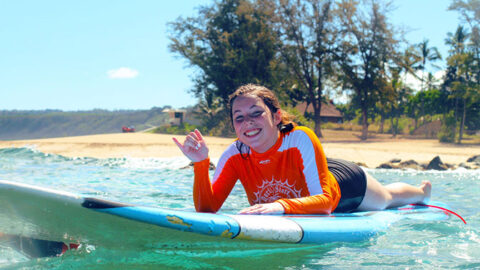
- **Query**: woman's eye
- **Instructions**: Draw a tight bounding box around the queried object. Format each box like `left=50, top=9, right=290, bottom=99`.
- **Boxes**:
left=251, top=111, right=263, bottom=118
left=234, top=116, right=244, bottom=123
left=234, top=111, right=263, bottom=124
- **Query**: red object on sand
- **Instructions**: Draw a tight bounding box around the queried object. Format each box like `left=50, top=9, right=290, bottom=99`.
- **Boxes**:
left=122, top=126, right=135, bottom=133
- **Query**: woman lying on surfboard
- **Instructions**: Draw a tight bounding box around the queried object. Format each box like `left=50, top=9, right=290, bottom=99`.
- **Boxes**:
left=173, top=84, right=431, bottom=215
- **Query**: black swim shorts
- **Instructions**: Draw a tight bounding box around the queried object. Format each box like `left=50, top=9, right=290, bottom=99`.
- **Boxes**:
left=327, top=158, right=367, bottom=213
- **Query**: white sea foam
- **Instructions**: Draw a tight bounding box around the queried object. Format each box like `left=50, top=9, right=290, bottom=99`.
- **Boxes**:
left=117, top=157, right=192, bottom=170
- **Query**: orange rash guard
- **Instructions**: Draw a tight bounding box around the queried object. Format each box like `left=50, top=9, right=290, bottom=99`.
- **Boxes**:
left=193, top=126, right=341, bottom=214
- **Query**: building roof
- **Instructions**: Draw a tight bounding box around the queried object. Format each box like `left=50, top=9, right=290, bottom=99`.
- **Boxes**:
left=295, top=101, right=343, bottom=118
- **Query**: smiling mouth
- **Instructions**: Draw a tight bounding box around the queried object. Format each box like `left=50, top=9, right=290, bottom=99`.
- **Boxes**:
left=244, top=129, right=261, bottom=137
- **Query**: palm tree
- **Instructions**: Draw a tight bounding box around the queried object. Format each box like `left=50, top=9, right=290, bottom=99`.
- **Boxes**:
left=425, top=72, right=440, bottom=91
left=445, top=26, right=470, bottom=143
left=398, top=46, right=421, bottom=81
left=415, top=39, right=442, bottom=136
left=445, top=26, right=469, bottom=55
left=396, top=46, right=421, bottom=129
left=385, top=65, right=412, bottom=138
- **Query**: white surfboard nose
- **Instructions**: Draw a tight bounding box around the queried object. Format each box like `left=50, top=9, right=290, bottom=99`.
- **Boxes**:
left=227, top=215, right=302, bottom=243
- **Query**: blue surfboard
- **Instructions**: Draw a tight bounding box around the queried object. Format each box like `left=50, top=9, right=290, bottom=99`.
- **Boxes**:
left=0, top=180, right=451, bottom=251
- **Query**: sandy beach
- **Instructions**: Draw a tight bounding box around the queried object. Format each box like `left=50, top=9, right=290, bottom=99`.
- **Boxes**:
left=1, top=130, right=479, bottom=168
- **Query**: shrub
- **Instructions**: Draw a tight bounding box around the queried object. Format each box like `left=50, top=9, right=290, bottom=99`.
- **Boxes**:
left=284, top=107, right=314, bottom=130
left=321, top=121, right=363, bottom=131
left=152, top=122, right=200, bottom=135
left=322, top=122, right=340, bottom=130
left=438, top=111, right=456, bottom=143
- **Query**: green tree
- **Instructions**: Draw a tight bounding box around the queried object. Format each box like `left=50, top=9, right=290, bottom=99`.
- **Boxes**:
left=449, top=0, right=480, bottom=59
left=414, top=39, right=442, bottom=134
left=448, top=51, right=479, bottom=143
left=444, top=26, right=470, bottom=141
left=336, top=0, right=398, bottom=140
left=192, top=91, right=227, bottom=136
left=274, top=0, right=337, bottom=138
left=375, top=68, right=396, bottom=134
left=415, top=40, right=442, bottom=88
left=405, top=92, right=421, bottom=131
left=382, top=66, right=412, bottom=137
left=425, top=72, right=441, bottom=91
left=423, top=88, right=444, bottom=116
left=446, top=26, right=469, bottom=55
left=394, top=46, right=421, bottom=129
left=397, top=46, right=422, bottom=81
left=443, top=25, right=480, bottom=143
left=449, top=0, right=480, bottom=137
left=168, top=0, right=282, bottom=131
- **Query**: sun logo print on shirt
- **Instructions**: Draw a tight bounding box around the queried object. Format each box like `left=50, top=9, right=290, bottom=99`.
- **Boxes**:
left=252, top=178, right=302, bottom=204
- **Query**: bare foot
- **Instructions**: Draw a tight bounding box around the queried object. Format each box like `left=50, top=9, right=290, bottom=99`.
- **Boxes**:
left=420, top=180, right=432, bottom=204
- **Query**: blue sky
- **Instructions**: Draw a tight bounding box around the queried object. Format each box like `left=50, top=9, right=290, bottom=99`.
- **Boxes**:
left=0, top=0, right=461, bottom=111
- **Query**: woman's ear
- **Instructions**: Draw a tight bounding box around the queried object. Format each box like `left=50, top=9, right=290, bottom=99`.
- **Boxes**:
left=273, top=110, right=282, bottom=126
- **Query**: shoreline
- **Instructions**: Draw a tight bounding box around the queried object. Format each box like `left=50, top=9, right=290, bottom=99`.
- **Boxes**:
left=1, top=131, right=479, bottom=168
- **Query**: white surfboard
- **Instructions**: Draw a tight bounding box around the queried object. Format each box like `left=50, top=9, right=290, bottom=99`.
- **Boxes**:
left=0, top=180, right=452, bottom=254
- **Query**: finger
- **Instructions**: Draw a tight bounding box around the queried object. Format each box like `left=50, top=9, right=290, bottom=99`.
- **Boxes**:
left=172, top=137, right=184, bottom=149
left=238, top=208, right=249, bottom=214
left=238, top=205, right=261, bottom=214
left=238, top=207, right=253, bottom=214
left=240, top=210, right=257, bottom=215
left=260, top=203, right=284, bottom=215
left=172, top=138, right=189, bottom=156
left=185, top=134, right=200, bottom=149
left=259, top=208, right=274, bottom=214
left=189, top=131, right=200, bottom=142
left=186, top=142, right=200, bottom=151
left=194, top=129, right=204, bottom=142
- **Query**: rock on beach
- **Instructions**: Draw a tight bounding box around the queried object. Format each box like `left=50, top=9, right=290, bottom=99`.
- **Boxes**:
left=376, top=155, right=479, bottom=171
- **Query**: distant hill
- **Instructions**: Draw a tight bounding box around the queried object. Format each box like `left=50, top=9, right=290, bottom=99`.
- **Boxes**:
left=0, top=107, right=171, bottom=140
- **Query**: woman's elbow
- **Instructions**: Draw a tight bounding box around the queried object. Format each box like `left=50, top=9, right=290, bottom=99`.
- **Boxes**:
left=195, top=204, right=218, bottom=213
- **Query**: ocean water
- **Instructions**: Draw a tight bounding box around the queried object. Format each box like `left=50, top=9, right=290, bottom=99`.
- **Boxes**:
left=0, top=147, right=479, bottom=269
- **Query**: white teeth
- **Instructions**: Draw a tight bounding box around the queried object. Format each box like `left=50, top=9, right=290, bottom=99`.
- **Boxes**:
left=245, top=129, right=260, bottom=136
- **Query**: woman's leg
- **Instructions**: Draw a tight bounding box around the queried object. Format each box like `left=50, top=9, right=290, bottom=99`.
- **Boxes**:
left=357, top=172, right=431, bottom=211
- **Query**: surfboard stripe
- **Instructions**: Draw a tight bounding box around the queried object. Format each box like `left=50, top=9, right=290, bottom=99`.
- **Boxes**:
left=81, top=197, right=131, bottom=209
left=94, top=206, right=241, bottom=238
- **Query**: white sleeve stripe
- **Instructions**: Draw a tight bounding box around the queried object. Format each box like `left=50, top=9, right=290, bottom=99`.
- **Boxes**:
left=212, top=142, right=240, bottom=184
left=280, top=130, right=323, bottom=195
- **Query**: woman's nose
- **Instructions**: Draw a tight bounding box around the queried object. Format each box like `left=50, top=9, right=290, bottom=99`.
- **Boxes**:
left=244, top=115, right=256, bottom=124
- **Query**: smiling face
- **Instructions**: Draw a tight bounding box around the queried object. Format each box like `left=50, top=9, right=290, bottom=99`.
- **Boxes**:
left=231, top=94, right=281, bottom=153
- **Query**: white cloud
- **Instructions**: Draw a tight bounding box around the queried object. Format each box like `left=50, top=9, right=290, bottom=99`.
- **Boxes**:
left=107, top=67, right=139, bottom=79
left=404, top=69, right=445, bottom=91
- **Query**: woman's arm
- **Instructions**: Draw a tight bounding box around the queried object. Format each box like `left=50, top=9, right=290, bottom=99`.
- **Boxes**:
left=174, top=130, right=239, bottom=213
left=276, top=192, right=337, bottom=214
left=192, top=157, right=237, bottom=212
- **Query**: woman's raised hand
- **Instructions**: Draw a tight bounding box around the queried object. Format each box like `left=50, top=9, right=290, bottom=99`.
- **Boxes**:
left=172, top=129, right=209, bottom=162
